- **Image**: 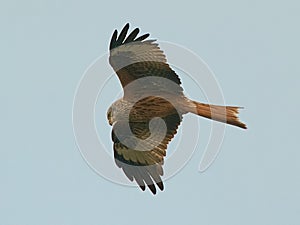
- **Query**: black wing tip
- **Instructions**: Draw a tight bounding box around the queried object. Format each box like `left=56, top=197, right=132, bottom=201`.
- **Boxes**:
left=148, top=184, right=157, bottom=195
left=139, top=185, right=146, bottom=191
left=148, top=181, right=164, bottom=194
left=134, top=33, right=150, bottom=42
left=116, top=23, right=130, bottom=45
left=157, top=181, right=164, bottom=191
left=109, top=23, right=151, bottom=50
left=138, top=181, right=165, bottom=194
left=109, top=29, right=118, bottom=50
left=142, top=182, right=164, bottom=194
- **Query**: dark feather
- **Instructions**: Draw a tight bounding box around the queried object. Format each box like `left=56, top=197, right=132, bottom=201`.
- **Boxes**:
left=116, top=23, right=130, bottom=46
left=156, top=181, right=164, bottom=191
left=109, top=30, right=118, bottom=50
left=138, top=167, right=156, bottom=194
left=135, top=33, right=150, bottom=41
left=110, top=23, right=150, bottom=50
left=124, top=28, right=140, bottom=43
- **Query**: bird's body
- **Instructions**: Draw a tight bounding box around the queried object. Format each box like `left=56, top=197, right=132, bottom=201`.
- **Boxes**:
left=108, top=96, right=189, bottom=124
left=107, top=23, right=246, bottom=194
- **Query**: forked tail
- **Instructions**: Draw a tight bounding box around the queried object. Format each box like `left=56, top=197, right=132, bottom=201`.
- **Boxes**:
left=190, top=101, right=247, bottom=129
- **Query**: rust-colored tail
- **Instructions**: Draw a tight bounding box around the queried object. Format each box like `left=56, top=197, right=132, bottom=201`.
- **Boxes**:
left=190, top=101, right=247, bottom=129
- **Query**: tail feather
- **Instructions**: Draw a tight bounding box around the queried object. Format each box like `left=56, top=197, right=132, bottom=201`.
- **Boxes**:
left=191, top=101, right=247, bottom=129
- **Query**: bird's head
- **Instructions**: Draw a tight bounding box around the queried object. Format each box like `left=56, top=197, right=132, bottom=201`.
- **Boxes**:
left=107, top=99, right=127, bottom=126
left=107, top=106, right=114, bottom=126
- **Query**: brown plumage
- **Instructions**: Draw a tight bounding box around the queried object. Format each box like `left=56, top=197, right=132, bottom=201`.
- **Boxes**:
left=107, top=23, right=247, bottom=194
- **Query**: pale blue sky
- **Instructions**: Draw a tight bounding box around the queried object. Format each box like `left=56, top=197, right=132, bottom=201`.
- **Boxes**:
left=1, top=0, right=300, bottom=225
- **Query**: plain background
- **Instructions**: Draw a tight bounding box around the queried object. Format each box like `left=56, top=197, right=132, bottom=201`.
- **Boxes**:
left=1, top=0, right=300, bottom=224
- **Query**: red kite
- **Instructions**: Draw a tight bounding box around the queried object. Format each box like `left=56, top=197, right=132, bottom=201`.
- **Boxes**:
left=107, top=23, right=246, bottom=194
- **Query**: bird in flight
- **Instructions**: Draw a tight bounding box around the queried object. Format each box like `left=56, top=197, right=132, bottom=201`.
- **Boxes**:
left=107, top=23, right=246, bottom=194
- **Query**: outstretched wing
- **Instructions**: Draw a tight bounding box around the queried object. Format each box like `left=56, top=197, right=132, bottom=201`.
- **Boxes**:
left=109, top=23, right=183, bottom=98
left=112, top=113, right=182, bottom=194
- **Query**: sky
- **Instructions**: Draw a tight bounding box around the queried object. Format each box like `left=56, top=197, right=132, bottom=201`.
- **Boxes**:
left=1, top=0, right=300, bottom=225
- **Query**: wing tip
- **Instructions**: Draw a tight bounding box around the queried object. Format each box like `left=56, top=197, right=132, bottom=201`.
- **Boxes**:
left=139, top=184, right=146, bottom=191
left=157, top=181, right=164, bottom=191
left=109, top=29, right=118, bottom=50
left=109, top=23, right=151, bottom=50
left=148, top=184, right=157, bottom=195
